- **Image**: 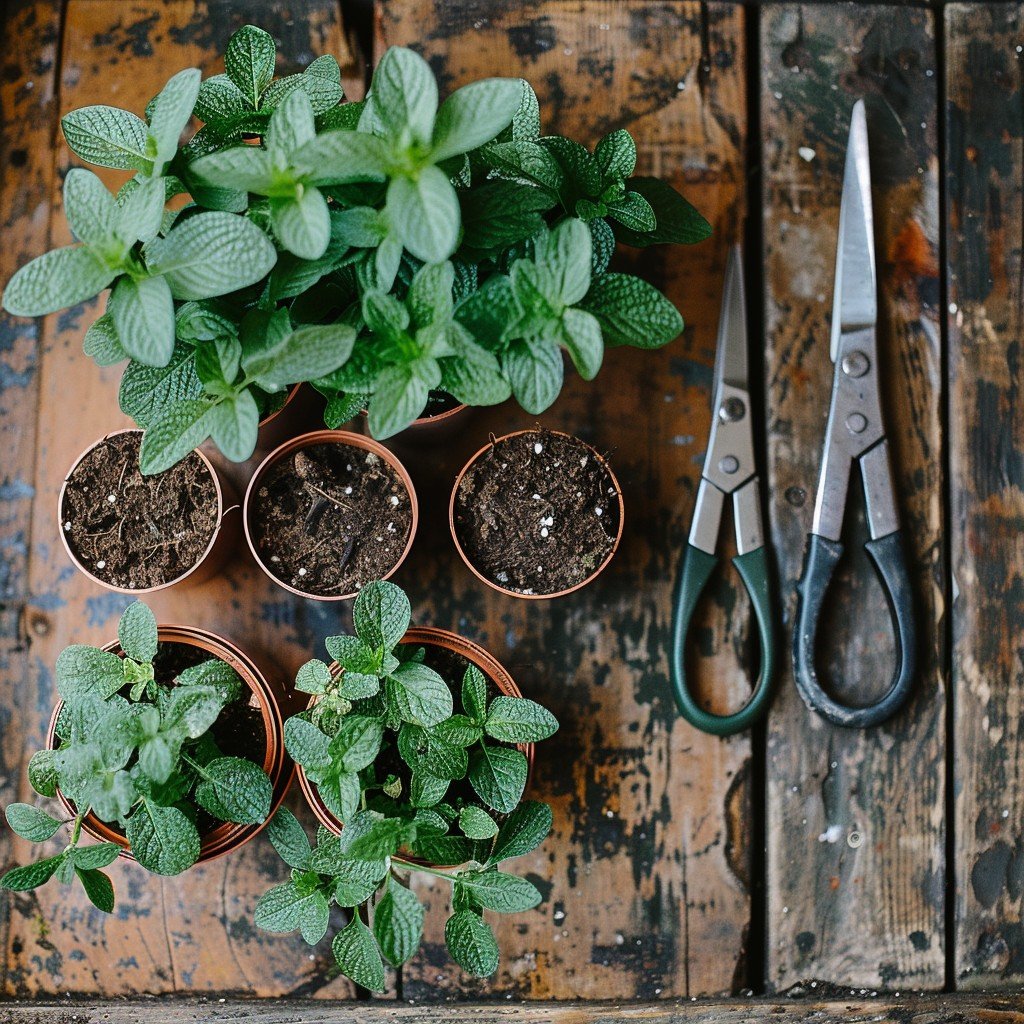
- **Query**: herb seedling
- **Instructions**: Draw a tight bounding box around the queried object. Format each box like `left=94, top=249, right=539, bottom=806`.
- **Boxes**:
left=0, top=602, right=273, bottom=911
left=2, top=25, right=710, bottom=468
left=259, top=580, right=558, bottom=987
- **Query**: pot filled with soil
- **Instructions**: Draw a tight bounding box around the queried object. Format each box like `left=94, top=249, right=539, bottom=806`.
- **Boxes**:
left=59, top=429, right=238, bottom=594
left=243, top=430, right=418, bottom=600
left=449, top=427, right=625, bottom=599
left=42, top=606, right=291, bottom=873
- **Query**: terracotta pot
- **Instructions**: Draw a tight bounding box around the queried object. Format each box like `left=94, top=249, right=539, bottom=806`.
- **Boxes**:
left=297, top=626, right=534, bottom=866
left=47, top=625, right=292, bottom=866
left=449, top=428, right=625, bottom=600
left=359, top=398, right=470, bottom=445
left=255, top=383, right=313, bottom=452
left=58, top=429, right=240, bottom=595
left=243, top=429, right=419, bottom=601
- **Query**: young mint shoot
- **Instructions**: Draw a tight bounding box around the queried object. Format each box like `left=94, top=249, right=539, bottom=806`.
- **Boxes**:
left=0, top=601, right=273, bottom=912
left=1, top=24, right=710, bottom=469
left=263, top=579, right=558, bottom=988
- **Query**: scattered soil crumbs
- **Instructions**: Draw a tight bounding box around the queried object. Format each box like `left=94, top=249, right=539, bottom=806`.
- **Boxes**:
left=61, top=432, right=219, bottom=590
left=453, top=428, right=621, bottom=596
left=249, top=441, right=413, bottom=596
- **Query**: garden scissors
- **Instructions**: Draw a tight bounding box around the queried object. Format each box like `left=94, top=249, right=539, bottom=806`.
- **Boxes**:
left=793, top=100, right=916, bottom=729
left=670, top=244, right=776, bottom=736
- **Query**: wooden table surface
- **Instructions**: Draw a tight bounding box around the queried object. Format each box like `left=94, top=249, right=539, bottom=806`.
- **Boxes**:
left=0, top=0, right=1021, bottom=1013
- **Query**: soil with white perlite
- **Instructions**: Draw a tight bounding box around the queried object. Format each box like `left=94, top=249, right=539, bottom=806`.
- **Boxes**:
left=248, top=441, right=413, bottom=597
left=452, top=429, right=621, bottom=596
left=60, top=432, right=220, bottom=590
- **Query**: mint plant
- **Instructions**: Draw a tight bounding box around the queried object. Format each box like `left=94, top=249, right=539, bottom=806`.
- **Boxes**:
left=2, top=24, right=709, bottom=468
left=259, top=580, right=558, bottom=987
left=0, top=602, right=273, bottom=911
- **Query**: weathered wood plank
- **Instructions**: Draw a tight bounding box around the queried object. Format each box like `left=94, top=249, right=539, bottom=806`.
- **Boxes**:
left=6, top=0, right=363, bottom=999
left=0, top=0, right=62, bottom=999
left=761, top=4, right=945, bottom=992
left=377, top=0, right=750, bottom=1001
left=946, top=2, right=1024, bottom=991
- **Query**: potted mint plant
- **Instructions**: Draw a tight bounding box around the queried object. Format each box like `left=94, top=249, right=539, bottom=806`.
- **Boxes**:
left=0, top=602, right=285, bottom=911
left=1, top=24, right=708, bottom=470
left=258, top=580, right=557, bottom=988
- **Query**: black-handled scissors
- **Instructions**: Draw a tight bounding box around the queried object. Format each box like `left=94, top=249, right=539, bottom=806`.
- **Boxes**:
left=793, top=100, right=917, bottom=729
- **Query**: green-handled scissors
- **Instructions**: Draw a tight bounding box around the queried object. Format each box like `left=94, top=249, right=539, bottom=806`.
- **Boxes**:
left=670, top=245, right=776, bottom=736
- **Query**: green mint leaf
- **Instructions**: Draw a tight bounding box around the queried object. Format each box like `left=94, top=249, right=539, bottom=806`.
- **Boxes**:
left=367, top=362, right=431, bottom=440
left=109, top=274, right=176, bottom=367
left=374, top=877, right=424, bottom=967
left=28, top=749, right=60, bottom=798
left=559, top=307, right=604, bottom=380
left=138, top=399, right=216, bottom=475
left=372, top=46, right=437, bottom=142
left=296, top=659, right=332, bottom=695
left=262, top=63, right=342, bottom=117
left=243, top=322, right=356, bottom=392
left=209, top=390, right=259, bottom=463
left=503, top=340, right=563, bottom=415
left=267, top=807, right=312, bottom=869
left=225, top=25, right=276, bottom=108
left=539, top=135, right=602, bottom=197
left=84, top=314, right=128, bottom=366
left=461, top=665, right=488, bottom=723
left=63, top=169, right=119, bottom=252
left=353, top=580, right=411, bottom=652
left=388, top=662, right=453, bottom=728
left=333, top=859, right=385, bottom=907
left=457, top=869, right=541, bottom=913
left=116, top=176, right=166, bottom=245
left=413, top=834, right=472, bottom=866
left=194, top=73, right=249, bottom=123
left=468, top=745, right=528, bottom=814
left=409, top=771, right=448, bottom=808
left=440, top=347, right=510, bottom=407
left=255, top=881, right=308, bottom=933
left=579, top=271, right=683, bottom=349
left=120, top=347, right=202, bottom=426
left=332, top=206, right=387, bottom=248
left=607, top=190, right=656, bottom=232
left=1, top=853, right=67, bottom=892
left=482, top=140, right=563, bottom=193
left=55, top=645, right=125, bottom=701
left=144, top=211, right=277, bottom=300
left=594, top=129, right=637, bottom=179
left=298, top=890, right=331, bottom=945
left=458, top=180, right=553, bottom=259
left=75, top=866, right=115, bottom=913
left=445, top=909, right=499, bottom=977
left=125, top=801, right=200, bottom=875
left=432, top=77, right=522, bottom=162
left=117, top=601, right=158, bottom=663
left=271, top=186, right=331, bottom=260
left=148, top=68, right=201, bottom=175
left=458, top=805, right=498, bottom=840
left=485, top=696, right=558, bottom=743
left=291, top=131, right=388, bottom=187
left=363, top=291, right=410, bottom=339
left=612, top=176, right=711, bottom=247
left=164, top=684, right=228, bottom=738
left=267, top=87, right=316, bottom=157
left=374, top=232, right=403, bottom=291
left=329, top=715, right=385, bottom=773
left=138, top=735, right=174, bottom=784
left=387, top=166, right=459, bottom=263
left=510, top=80, right=540, bottom=141
left=344, top=812, right=406, bottom=860
left=318, top=769, right=361, bottom=824
left=589, top=216, right=616, bottom=275
left=434, top=714, right=483, bottom=748
left=408, top=261, right=454, bottom=328
left=333, top=915, right=386, bottom=993
left=537, top=217, right=591, bottom=305
left=5, top=803, right=63, bottom=842
left=284, top=717, right=332, bottom=776
left=3, top=245, right=115, bottom=317
left=62, top=105, right=152, bottom=172
left=72, top=842, right=121, bottom=870
left=175, top=660, right=243, bottom=702
left=489, top=800, right=552, bottom=863
left=190, top=145, right=275, bottom=192
left=324, top=635, right=380, bottom=676
left=195, top=756, right=272, bottom=824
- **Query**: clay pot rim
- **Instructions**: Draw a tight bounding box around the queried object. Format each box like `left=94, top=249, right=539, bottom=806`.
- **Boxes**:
left=259, top=383, right=302, bottom=429
left=296, top=626, right=534, bottom=869
left=243, top=429, right=419, bottom=602
left=57, top=428, right=232, bottom=596
left=448, top=427, right=626, bottom=601
left=359, top=397, right=468, bottom=432
left=46, top=624, right=293, bottom=865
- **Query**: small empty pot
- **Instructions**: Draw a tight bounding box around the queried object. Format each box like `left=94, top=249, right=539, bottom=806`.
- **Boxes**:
left=243, top=430, right=418, bottom=600
left=450, top=427, right=625, bottom=599
left=58, top=429, right=239, bottom=594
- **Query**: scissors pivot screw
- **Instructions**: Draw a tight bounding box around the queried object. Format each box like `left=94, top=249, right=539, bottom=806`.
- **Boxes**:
left=841, top=350, right=870, bottom=378
left=719, top=455, right=740, bottom=475
left=720, top=397, right=746, bottom=423
left=845, top=412, right=868, bottom=434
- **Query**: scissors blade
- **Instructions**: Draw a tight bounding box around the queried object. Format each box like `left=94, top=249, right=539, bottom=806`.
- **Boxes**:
left=830, top=99, right=877, bottom=361
left=713, top=243, right=748, bottom=398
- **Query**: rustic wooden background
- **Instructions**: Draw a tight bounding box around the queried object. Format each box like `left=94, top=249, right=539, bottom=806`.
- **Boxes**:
left=0, top=0, right=1020, bottom=1009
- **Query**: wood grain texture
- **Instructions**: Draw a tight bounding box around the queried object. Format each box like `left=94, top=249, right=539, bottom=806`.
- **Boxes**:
left=761, top=4, right=946, bottom=992
left=376, top=0, right=750, bottom=1000
left=946, top=2, right=1024, bottom=991
left=5, top=0, right=364, bottom=1000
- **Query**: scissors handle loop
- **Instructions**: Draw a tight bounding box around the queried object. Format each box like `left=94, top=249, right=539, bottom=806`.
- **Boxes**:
left=793, top=530, right=916, bottom=728
left=670, top=544, right=776, bottom=736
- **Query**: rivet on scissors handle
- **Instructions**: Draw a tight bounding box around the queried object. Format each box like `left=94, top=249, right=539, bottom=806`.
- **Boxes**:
left=720, top=397, right=746, bottom=422
left=846, top=412, right=868, bottom=434
left=719, top=455, right=740, bottom=475
left=841, top=350, right=870, bottom=378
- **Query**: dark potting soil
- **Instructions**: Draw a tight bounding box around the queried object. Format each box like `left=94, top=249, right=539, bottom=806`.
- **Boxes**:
left=61, top=432, right=219, bottom=590
left=452, top=428, right=621, bottom=595
left=249, top=441, right=413, bottom=596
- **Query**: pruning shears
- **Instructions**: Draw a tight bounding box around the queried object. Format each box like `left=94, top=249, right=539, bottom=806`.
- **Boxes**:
left=793, top=100, right=916, bottom=729
left=670, top=245, right=776, bottom=736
